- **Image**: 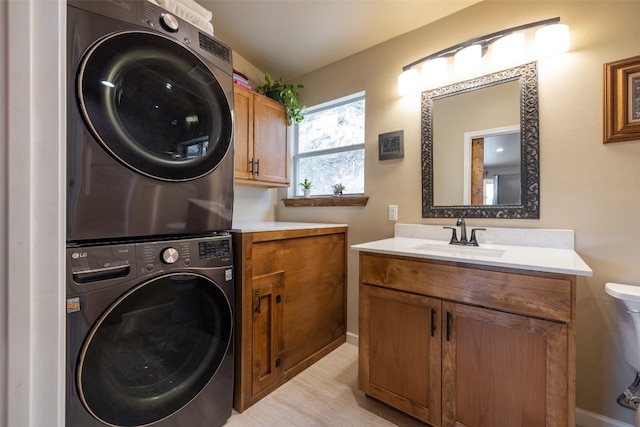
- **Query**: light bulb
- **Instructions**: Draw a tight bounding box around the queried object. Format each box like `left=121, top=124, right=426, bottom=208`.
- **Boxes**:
left=421, top=58, right=448, bottom=88
left=397, top=68, right=419, bottom=96
left=535, top=24, right=570, bottom=56
left=491, top=32, right=525, bottom=68
left=454, top=44, right=482, bottom=75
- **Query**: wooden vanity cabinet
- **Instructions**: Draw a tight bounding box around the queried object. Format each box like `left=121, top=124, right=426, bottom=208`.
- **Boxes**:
left=358, top=252, right=576, bottom=427
left=233, top=85, right=289, bottom=187
left=233, top=226, right=347, bottom=411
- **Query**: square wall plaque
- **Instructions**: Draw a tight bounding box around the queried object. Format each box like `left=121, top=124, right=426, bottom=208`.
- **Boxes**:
left=378, top=130, right=404, bottom=160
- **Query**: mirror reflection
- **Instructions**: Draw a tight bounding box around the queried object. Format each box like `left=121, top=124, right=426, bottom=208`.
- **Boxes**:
left=422, top=62, right=539, bottom=219
left=472, top=130, right=521, bottom=205
left=433, top=81, right=520, bottom=206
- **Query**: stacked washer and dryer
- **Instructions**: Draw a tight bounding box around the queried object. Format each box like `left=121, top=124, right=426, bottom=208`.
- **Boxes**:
left=66, top=1, right=236, bottom=426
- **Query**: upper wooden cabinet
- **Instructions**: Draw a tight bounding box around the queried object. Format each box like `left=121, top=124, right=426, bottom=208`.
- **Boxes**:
left=233, top=85, right=289, bottom=187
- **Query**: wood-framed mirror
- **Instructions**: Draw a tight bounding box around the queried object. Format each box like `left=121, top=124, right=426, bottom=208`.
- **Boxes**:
left=421, top=61, right=539, bottom=218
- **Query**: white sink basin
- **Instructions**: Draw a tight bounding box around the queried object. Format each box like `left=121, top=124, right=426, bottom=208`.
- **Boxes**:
left=410, top=243, right=506, bottom=258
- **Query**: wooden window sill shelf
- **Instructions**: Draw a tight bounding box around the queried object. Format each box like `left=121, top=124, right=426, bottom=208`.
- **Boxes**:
left=282, top=195, right=369, bottom=207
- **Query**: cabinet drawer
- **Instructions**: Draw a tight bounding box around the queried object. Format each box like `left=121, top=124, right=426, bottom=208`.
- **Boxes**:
left=360, top=253, right=574, bottom=323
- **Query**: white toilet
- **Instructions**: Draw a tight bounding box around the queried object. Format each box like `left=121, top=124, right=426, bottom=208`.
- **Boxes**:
left=605, top=282, right=640, bottom=426
left=606, top=282, right=640, bottom=371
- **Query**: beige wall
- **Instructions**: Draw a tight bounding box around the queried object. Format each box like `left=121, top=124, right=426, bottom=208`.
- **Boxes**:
left=237, top=1, right=640, bottom=423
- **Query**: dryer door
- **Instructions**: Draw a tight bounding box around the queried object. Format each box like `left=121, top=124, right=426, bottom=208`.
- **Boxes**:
left=77, top=273, right=232, bottom=426
left=77, top=31, right=232, bottom=181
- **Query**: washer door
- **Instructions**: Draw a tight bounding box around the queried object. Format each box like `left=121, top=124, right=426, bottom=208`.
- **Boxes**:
left=77, top=31, right=232, bottom=181
left=77, top=273, right=232, bottom=426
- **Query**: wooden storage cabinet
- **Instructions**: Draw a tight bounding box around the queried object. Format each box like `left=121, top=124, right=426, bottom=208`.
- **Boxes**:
left=358, top=252, right=576, bottom=427
left=233, top=226, right=348, bottom=411
left=233, top=85, right=289, bottom=187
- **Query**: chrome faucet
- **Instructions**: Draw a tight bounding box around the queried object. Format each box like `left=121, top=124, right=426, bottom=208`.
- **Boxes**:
left=443, top=218, right=485, bottom=246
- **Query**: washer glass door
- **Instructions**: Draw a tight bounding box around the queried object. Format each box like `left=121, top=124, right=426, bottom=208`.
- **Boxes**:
left=77, top=273, right=232, bottom=426
left=77, top=31, right=232, bottom=181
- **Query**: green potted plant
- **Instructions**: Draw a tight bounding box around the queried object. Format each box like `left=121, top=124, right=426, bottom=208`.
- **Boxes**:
left=299, top=178, right=312, bottom=198
left=333, top=183, right=345, bottom=196
left=255, top=72, right=305, bottom=125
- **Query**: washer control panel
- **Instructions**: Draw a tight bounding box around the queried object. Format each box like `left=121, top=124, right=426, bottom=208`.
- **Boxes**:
left=67, top=234, right=233, bottom=292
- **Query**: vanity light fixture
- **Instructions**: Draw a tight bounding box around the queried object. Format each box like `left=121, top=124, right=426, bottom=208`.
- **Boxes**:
left=398, top=17, right=569, bottom=95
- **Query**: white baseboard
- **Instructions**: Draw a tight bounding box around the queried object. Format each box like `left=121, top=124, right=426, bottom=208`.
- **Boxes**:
left=346, top=332, right=358, bottom=346
left=576, top=408, right=634, bottom=427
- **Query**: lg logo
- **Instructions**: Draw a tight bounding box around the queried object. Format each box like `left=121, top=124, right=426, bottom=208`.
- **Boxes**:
left=71, top=252, right=88, bottom=259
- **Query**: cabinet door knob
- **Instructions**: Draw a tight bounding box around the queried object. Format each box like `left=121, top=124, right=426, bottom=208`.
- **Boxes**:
left=255, top=159, right=260, bottom=176
left=446, top=311, right=452, bottom=341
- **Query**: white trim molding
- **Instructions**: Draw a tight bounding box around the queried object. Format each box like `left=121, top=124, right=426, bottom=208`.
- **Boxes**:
left=3, top=1, right=66, bottom=426
left=577, top=407, right=634, bottom=427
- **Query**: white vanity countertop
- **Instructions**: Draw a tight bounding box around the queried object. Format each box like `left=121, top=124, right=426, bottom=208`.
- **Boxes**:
left=351, top=224, right=592, bottom=276
left=232, top=221, right=347, bottom=233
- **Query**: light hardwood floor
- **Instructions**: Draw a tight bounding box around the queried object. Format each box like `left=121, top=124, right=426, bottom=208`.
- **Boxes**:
left=225, top=342, right=426, bottom=426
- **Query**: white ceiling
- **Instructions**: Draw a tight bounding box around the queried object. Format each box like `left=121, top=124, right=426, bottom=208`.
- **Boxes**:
left=484, top=133, right=521, bottom=169
left=199, top=0, right=482, bottom=81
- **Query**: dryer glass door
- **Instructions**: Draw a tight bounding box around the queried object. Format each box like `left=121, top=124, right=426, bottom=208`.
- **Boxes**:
left=77, top=31, right=233, bottom=181
left=77, top=273, right=232, bottom=426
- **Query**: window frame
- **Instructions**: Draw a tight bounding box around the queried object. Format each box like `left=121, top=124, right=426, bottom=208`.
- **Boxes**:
left=292, top=91, right=366, bottom=196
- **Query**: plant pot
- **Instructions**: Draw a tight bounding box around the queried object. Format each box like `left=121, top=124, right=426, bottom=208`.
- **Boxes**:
left=303, top=189, right=311, bottom=198
left=266, top=90, right=283, bottom=103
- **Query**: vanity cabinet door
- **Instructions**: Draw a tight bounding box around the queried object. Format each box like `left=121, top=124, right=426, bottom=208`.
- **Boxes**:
left=359, top=284, right=442, bottom=426
left=441, top=301, right=569, bottom=427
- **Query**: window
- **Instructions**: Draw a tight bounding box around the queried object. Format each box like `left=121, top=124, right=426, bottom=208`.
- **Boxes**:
left=293, top=92, right=365, bottom=196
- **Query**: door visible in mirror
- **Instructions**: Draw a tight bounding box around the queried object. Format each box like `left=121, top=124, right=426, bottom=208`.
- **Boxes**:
left=467, top=129, right=521, bottom=205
